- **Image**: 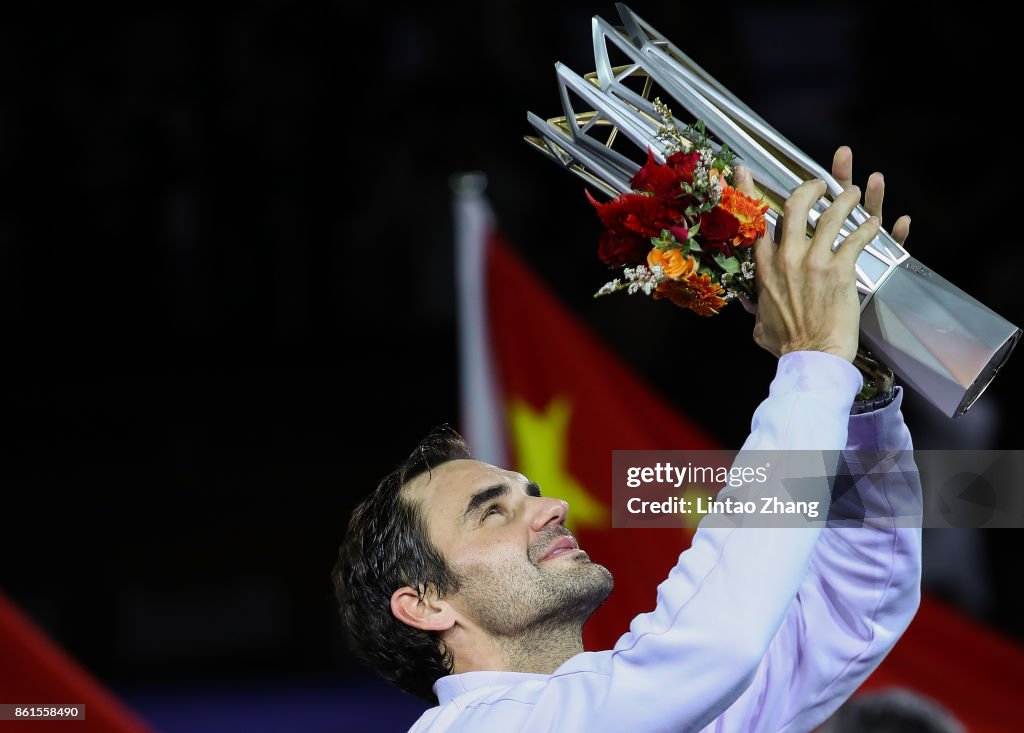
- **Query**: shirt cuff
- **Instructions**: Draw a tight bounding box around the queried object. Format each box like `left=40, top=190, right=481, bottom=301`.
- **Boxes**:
left=770, top=351, right=863, bottom=405
left=847, top=387, right=911, bottom=451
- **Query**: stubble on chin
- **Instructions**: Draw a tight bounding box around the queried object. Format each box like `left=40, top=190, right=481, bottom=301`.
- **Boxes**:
left=454, top=541, right=614, bottom=639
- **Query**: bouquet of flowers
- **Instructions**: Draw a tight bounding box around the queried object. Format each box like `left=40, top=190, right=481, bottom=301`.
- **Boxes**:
left=589, top=100, right=769, bottom=316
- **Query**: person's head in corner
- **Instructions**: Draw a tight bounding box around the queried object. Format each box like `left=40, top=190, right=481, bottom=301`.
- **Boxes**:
left=333, top=424, right=613, bottom=702
left=817, top=688, right=966, bottom=733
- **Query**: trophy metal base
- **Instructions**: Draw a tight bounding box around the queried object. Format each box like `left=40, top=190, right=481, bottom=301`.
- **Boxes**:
left=859, top=257, right=1021, bottom=418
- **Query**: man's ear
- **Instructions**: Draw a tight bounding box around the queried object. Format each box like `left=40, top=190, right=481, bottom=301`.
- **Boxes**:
left=390, top=586, right=456, bottom=632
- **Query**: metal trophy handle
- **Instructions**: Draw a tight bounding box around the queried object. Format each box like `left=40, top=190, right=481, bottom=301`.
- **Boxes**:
left=526, top=3, right=1020, bottom=418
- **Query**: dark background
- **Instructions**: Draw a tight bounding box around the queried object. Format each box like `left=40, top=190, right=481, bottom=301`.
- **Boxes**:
left=2, top=2, right=1021, bottom=730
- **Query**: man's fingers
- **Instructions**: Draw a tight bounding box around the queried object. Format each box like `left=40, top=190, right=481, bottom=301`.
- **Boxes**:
left=832, top=146, right=853, bottom=189
left=864, top=171, right=884, bottom=224
left=836, top=216, right=881, bottom=265
left=891, top=214, right=911, bottom=246
left=733, top=164, right=758, bottom=198
left=811, top=186, right=860, bottom=260
left=738, top=292, right=758, bottom=316
left=734, top=165, right=775, bottom=276
left=780, top=179, right=827, bottom=255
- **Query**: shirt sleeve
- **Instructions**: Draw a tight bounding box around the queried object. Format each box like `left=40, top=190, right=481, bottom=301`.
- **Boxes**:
left=706, top=388, right=923, bottom=733
left=539, top=352, right=866, bottom=732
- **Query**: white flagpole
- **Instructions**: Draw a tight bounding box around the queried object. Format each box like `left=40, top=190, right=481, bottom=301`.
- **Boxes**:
left=452, top=172, right=510, bottom=466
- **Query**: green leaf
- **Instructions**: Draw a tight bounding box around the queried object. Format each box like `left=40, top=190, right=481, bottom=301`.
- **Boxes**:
left=713, top=254, right=741, bottom=273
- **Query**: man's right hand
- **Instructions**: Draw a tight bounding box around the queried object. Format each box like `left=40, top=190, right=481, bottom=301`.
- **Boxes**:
left=734, top=167, right=879, bottom=363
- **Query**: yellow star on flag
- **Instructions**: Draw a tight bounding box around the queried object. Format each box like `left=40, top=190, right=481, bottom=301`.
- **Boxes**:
left=507, top=396, right=607, bottom=533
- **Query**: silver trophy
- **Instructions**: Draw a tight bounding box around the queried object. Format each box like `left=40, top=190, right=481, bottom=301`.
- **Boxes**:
left=526, top=3, right=1020, bottom=418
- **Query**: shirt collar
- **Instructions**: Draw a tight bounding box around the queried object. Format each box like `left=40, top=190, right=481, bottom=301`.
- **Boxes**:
left=434, top=671, right=549, bottom=705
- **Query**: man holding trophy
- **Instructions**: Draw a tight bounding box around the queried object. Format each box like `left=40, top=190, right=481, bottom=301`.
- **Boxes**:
left=336, top=6, right=1018, bottom=730
left=333, top=147, right=923, bottom=732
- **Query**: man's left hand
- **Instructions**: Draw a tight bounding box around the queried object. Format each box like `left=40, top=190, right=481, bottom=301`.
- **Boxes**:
left=830, top=146, right=911, bottom=246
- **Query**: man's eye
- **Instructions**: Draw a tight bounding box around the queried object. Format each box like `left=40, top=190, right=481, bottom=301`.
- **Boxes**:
left=483, top=505, right=503, bottom=520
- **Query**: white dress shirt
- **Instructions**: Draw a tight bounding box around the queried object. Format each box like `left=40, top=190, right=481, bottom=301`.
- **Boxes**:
left=409, top=351, right=922, bottom=732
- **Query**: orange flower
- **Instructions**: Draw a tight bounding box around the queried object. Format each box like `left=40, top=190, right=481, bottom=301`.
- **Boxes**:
left=653, top=273, right=728, bottom=316
left=647, top=247, right=697, bottom=280
left=719, top=185, right=769, bottom=247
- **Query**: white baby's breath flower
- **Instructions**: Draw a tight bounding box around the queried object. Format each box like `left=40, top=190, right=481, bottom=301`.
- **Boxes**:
left=618, top=263, right=666, bottom=296
left=708, top=174, right=723, bottom=206
left=693, top=162, right=708, bottom=190
left=653, top=98, right=691, bottom=154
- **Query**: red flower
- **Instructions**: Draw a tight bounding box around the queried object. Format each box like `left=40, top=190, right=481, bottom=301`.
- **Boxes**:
left=626, top=150, right=684, bottom=203
left=587, top=190, right=678, bottom=239
left=699, top=206, right=741, bottom=255
left=631, top=150, right=678, bottom=199
left=628, top=149, right=702, bottom=209
left=665, top=150, right=700, bottom=183
left=597, top=229, right=649, bottom=267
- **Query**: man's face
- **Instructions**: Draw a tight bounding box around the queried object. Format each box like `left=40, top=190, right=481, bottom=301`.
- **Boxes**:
left=404, top=459, right=613, bottom=637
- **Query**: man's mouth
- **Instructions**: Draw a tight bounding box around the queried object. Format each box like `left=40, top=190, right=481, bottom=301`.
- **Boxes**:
left=538, top=535, right=583, bottom=562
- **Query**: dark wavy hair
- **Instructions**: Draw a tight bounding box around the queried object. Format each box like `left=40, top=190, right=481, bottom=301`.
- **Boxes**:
left=333, top=424, right=470, bottom=703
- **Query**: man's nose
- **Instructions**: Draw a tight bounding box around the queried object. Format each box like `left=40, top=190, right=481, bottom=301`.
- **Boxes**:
left=529, top=496, right=569, bottom=531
